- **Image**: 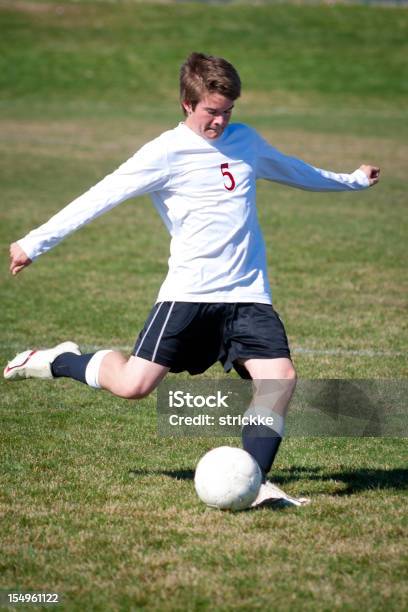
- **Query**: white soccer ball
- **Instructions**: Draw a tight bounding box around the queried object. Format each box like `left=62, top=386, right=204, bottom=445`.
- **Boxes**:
left=194, top=446, right=262, bottom=511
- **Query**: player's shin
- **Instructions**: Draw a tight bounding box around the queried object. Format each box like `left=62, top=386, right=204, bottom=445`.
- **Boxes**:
left=52, top=350, right=112, bottom=388
left=241, top=379, right=292, bottom=477
left=242, top=411, right=285, bottom=478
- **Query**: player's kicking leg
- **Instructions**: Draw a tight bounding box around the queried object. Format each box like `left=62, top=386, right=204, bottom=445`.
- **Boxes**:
left=4, top=344, right=169, bottom=399
left=98, top=353, right=169, bottom=398
left=240, top=357, right=310, bottom=508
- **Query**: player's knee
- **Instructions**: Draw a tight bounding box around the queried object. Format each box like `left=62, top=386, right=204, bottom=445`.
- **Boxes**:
left=117, top=380, right=153, bottom=400
left=275, top=363, right=297, bottom=394
left=285, top=363, right=297, bottom=381
left=271, top=360, right=296, bottom=381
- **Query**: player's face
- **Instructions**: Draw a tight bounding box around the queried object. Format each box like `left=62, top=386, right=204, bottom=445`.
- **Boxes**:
left=183, top=93, right=234, bottom=140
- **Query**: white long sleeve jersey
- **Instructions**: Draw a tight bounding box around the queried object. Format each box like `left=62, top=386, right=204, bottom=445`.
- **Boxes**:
left=18, top=122, right=370, bottom=304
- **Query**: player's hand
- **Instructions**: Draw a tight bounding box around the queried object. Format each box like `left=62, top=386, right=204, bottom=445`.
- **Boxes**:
left=359, top=165, right=380, bottom=186
left=9, top=242, right=32, bottom=276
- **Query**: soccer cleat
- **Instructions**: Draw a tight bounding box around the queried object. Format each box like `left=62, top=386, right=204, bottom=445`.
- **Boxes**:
left=4, top=341, right=81, bottom=381
left=251, top=480, right=311, bottom=508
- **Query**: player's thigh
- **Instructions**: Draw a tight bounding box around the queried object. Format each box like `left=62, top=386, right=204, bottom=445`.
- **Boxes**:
left=240, top=358, right=296, bottom=415
left=241, top=357, right=296, bottom=380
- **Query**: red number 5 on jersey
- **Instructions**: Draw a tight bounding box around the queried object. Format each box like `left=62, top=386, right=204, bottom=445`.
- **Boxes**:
left=220, top=163, right=236, bottom=191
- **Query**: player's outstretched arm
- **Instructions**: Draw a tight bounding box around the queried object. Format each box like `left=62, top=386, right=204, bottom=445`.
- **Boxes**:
left=256, top=133, right=381, bottom=192
left=359, top=165, right=380, bottom=186
left=9, top=242, right=32, bottom=276
left=9, top=139, right=170, bottom=266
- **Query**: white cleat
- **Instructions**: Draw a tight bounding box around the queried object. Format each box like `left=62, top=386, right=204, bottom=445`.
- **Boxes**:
left=4, top=341, right=81, bottom=381
left=251, top=480, right=311, bottom=508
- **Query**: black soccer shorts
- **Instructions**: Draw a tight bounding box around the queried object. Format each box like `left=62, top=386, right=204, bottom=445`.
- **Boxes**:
left=132, top=302, right=291, bottom=378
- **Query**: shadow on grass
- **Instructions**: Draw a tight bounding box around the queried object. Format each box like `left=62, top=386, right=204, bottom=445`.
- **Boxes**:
left=129, top=468, right=195, bottom=480
left=129, top=467, right=408, bottom=495
left=275, top=466, right=408, bottom=495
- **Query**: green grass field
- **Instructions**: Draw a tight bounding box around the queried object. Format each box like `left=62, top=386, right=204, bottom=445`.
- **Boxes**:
left=1, top=1, right=407, bottom=610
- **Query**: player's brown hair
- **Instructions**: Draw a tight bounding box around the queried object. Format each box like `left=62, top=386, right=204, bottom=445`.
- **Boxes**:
left=180, top=52, right=241, bottom=115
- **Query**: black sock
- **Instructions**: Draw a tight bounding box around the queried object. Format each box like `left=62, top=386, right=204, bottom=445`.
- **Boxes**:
left=51, top=352, right=95, bottom=384
left=242, top=423, right=282, bottom=479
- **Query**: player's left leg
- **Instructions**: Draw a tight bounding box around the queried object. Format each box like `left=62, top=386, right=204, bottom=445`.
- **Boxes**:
left=239, top=357, right=296, bottom=476
left=240, top=357, right=310, bottom=507
left=223, top=300, right=311, bottom=507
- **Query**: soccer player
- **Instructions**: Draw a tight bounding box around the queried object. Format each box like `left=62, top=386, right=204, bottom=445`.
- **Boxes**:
left=4, top=52, right=380, bottom=507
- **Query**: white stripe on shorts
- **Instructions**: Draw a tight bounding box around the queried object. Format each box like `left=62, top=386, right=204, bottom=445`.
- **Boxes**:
left=152, top=301, right=175, bottom=362
left=134, top=302, right=164, bottom=358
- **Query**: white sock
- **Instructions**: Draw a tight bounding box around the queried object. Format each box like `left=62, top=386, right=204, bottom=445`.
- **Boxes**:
left=243, top=405, right=286, bottom=437
left=85, top=350, right=112, bottom=389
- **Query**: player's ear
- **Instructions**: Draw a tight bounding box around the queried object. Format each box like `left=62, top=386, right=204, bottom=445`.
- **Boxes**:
left=182, top=100, right=193, bottom=116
